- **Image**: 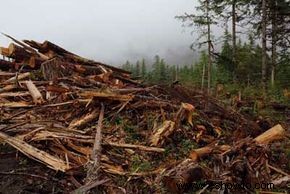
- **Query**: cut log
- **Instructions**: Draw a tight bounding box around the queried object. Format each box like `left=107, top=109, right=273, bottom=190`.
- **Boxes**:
left=0, top=131, right=69, bottom=172
left=25, top=80, right=44, bottom=104
left=189, top=145, right=231, bottom=161
left=254, top=124, right=285, bottom=144
left=8, top=43, right=31, bottom=60
left=92, top=104, right=105, bottom=161
left=24, top=39, right=131, bottom=75
left=27, top=56, right=43, bottom=68
left=41, top=40, right=74, bottom=55
left=0, top=47, right=9, bottom=56
left=7, top=43, right=44, bottom=68
left=69, top=110, right=99, bottom=129
left=81, top=104, right=105, bottom=192
left=4, top=72, right=31, bottom=84
left=2, top=33, right=49, bottom=60
left=22, top=40, right=43, bottom=51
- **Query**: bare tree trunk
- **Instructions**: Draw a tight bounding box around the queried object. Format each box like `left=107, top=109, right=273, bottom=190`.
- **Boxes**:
left=262, top=0, right=267, bottom=96
left=206, top=0, right=212, bottom=94
left=271, top=0, right=277, bottom=87
left=232, top=0, right=237, bottom=81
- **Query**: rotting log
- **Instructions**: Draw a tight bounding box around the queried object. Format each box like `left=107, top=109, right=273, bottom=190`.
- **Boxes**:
left=0, top=131, right=69, bottom=172
left=25, top=80, right=44, bottom=104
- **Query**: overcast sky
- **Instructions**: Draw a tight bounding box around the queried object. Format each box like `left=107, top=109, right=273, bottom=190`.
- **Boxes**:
left=0, top=0, right=200, bottom=66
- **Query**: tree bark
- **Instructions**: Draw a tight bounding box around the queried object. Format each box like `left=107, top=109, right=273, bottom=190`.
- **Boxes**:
left=232, top=0, right=237, bottom=81
left=271, top=0, right=277, bottom=87
left=206, top=0, right=212, bottom=94
left=201, top=59, right=205, bottom=90
left=262, top=0, right=267, bottom=96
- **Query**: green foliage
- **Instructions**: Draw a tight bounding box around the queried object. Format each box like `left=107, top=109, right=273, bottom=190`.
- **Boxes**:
left=179, top=139, right=197, bottom=157
left=130, top=155, right=152, bottom=172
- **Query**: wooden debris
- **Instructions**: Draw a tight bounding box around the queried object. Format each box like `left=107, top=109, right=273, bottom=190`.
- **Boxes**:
left=68, top=110, right=99, bottom=129
left=79, top=91, right=134, bottom=101
left=4, top=72, right=30, bottom=84
left=0, top=131, right=69, bottom=172
left=189, top=145, right=231, bottom=161
left=150, top=120, right=175, bottom=146
left=189, top=124, right=286, bottom=161
left=104, top=142, right=165, bottom=153
left=25, top=80, right=44, bottom=104
left=254, top=124, right=285, bottom=144
left=75, top=104, right=105, bottom=193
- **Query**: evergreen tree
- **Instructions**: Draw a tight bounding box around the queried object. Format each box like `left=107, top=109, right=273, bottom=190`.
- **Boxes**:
left=136, top=60, right=141, bottom=77
left=176, top=0, right=216, bottom=92
left=141, top=58, right=146, bottom=78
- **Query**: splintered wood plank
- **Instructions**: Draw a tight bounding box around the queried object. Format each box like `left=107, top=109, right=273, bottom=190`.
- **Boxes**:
left=0, top=131, right=70, bottom=172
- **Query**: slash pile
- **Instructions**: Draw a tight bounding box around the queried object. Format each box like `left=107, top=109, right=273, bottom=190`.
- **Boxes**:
left=0, top=34, right=289, bottom=194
